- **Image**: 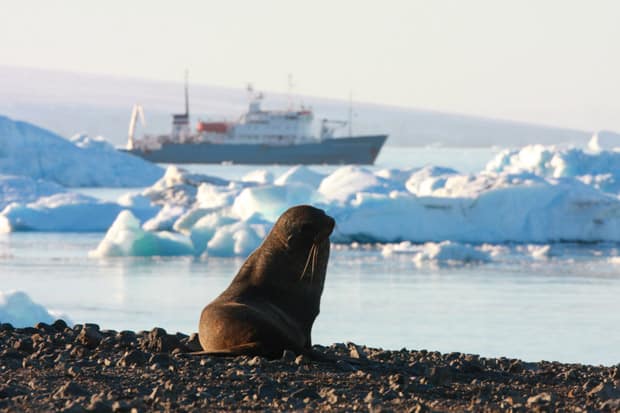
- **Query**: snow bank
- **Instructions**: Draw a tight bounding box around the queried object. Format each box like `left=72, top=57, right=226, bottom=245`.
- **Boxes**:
left=332, top=177, right=620, bottom=244
left=485, top=144, right=620, bottom=194
left=0, top=290, right=71, bottom=328
left=0, top=185, right=160, bottom=232
left=89, top=211, right=194, bottom=257
left=0, top=175, right=66, bottom=210
left=1, top=193, right=126, bottom=232
left=0, top=116, right=163, bottom=187
left=275, top=166, right=325, bottom=188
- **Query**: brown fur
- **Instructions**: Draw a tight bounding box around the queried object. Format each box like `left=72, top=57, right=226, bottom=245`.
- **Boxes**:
left=198, top=205, right=334, bottom=358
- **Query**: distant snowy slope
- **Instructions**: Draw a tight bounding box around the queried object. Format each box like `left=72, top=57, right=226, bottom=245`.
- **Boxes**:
left=0, top=115, right=163, bottom=187
left=0, top=66, right=589, bottom=147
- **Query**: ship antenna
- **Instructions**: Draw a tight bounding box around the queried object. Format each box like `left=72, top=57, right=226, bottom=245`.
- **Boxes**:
left=288, top=73, right=294, bottom=110
left=184, top=69, right=190, bottom=117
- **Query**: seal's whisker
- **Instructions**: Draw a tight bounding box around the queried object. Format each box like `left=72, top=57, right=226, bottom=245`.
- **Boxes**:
left=311, top=243, right=317, bottom=282
left=300, top=243, right=315, bottom=280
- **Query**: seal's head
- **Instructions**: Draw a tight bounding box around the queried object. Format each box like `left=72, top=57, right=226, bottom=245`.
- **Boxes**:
left=257, top=205, right=335, bottom=287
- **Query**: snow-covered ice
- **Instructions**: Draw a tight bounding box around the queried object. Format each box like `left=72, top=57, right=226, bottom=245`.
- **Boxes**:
left=485, top=144, right=620, bottom=194
left=0, top=115, right=163, bottom=187
left=0, top=290, right=71, bottom=328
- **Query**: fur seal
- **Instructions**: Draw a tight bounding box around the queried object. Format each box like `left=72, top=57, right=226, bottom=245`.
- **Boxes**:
left=198, top=205, right=335, bottom=358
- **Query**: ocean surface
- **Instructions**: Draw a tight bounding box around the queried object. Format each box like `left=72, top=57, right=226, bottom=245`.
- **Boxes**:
left=2, top=146, right=619, bottom=366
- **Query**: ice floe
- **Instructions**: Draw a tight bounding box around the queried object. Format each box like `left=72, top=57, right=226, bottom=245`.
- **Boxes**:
left=485, top=144, right=620, bottom=194
left=0, top=290, right=71, bottom=328
left=0, top=116, right=163, bottom=187
left=89, top=211, right=194, bottom=257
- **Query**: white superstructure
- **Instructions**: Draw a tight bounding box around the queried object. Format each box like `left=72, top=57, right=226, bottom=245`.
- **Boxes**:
left=128, top=80, right=349, bottom=150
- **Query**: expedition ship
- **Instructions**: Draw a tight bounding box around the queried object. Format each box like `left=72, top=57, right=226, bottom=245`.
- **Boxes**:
left=121, top=80, right=387, bottom=165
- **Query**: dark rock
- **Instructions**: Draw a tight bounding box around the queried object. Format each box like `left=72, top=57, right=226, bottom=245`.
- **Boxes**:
left=0, top=384, right=28, bottom=399
left=54, top=381, right=90, bottom=399
left=290, top=388, right=320, bottom=400
left=256, top=383, right=277, bottom=400
left=61, top=402, right=87, bottom=413
left=116, top=331, right=136, bottom=347
left=183, top=333, right=203, bottom=352
left=67, top=366, right=82, bottom=377
left=526, top=392, right=554, bottom=407
left=86, top=400, right=113, bottom=413
left=336, top=359, right=356, bottom=372
left=141, top=327, right=181, bottom=353
left=117, top=349, right=147, bottom=367
left=320, top=388, right=339, bottom=404
left=77, top=326, right=103, bottom=349
left=427, top=366, right=452, bottom=386
left=281, top=349, right=296, bottom=362
left=348, top=343, right=367, bottom=359
left=0, top=323, right=14, bottom=332
left=588, top=382, right=620, bottom=400
left=149, top=353, right=172, bottom=367
left=294, top=354, right=309, bottom=365
left=13, top=337, right=34, bottom=353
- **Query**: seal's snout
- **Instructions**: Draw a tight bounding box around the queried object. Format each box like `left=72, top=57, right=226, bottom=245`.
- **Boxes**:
left=327, top=216, right=335, bottom=234
left=314, top=215, right=335, bottom=243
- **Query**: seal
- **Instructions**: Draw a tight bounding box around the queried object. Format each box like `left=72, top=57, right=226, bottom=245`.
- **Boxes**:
left=198, top=205, right=335, bottom=358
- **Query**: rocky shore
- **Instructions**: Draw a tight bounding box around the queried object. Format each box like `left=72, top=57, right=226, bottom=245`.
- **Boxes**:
left=1, top=322, right=619, bottom=412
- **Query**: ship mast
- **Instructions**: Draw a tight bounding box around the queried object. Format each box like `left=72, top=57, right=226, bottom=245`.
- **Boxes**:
left=348, top=90, right=353, bottom=137
left=184, top=69, right=189, bottom=118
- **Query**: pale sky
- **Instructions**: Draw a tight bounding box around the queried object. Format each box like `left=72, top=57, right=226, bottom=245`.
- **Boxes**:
left=1, top=0, right=619, bottom=131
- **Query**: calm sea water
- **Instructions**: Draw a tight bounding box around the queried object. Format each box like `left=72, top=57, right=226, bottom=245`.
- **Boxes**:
left=2, top=146, right=619, bottom=366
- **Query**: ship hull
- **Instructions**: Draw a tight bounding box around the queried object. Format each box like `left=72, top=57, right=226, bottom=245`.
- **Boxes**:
left=121, top=135, right=387, bottom=165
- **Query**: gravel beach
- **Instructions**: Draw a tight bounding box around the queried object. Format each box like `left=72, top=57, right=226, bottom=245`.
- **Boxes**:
left=1, top=321, right=619, bottom=412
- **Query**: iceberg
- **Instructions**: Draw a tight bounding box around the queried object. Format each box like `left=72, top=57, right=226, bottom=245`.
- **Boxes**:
left=0, top=116, right=163, bottom=187
left=82, top=158, right=620, bottom=257
left=89, top=210, right=194, bottom=257
left=0, top=175, right=67, bottom=210
left=485, top=144, right=620, bottom=194
left=331, top=177, right=620, bottom=244
left=1, top=193, right=126, bottom=232
left=0, top=290, right=71, bottom=328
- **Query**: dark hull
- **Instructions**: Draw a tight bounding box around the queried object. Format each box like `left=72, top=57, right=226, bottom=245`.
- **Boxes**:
left=121, top=135, right=387, bottom=165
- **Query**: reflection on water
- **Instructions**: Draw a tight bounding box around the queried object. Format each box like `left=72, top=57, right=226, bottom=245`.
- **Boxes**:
left=1, top=232, right=619, bottom=365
